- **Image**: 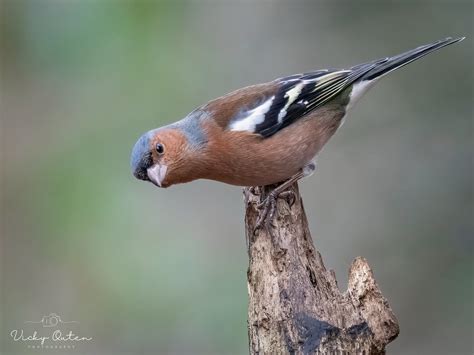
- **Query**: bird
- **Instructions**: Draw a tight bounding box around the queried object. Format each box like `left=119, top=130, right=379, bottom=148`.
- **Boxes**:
left=131, top=37, right=464, bottom=230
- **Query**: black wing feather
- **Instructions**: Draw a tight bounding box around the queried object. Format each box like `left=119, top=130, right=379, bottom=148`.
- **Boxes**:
left=249, top=37, right=464, bottom=138
left=256, top=63, right=380, bottom=137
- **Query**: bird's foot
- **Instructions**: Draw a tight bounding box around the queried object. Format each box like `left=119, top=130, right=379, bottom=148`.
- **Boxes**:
left=254, top=188, right=296, bottom=234
left=252, top=168, right=307, bottom=235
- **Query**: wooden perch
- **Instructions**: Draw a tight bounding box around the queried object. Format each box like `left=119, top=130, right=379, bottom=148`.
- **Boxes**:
left=243, top=183, right=399, bottom=354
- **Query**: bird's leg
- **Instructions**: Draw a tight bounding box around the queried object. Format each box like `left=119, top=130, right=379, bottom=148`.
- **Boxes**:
left=254, top=161, right=316, bottom=234
left=254, top=173, right=304, bottom=232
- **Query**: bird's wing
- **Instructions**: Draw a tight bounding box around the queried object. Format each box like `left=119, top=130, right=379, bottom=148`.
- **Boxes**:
left=211, top=36, right=464, bottom=138
left=226, top=64, right=380, bottom=138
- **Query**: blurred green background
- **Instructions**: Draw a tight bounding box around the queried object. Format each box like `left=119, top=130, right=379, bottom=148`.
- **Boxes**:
left=1, top=1, right=472, bottom=354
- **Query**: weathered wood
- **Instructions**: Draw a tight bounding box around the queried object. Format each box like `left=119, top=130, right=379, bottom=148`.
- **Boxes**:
left=244, top=183, right=399, bottom=354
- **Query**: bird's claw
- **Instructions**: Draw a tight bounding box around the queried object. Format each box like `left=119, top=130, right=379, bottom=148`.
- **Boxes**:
left=253, top=189, right=296, bottom=234
left=254, top=192, right=277, bottom=234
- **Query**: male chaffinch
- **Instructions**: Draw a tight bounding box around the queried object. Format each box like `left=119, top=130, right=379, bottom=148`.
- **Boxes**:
left=131, top=37, right=464, bottom=228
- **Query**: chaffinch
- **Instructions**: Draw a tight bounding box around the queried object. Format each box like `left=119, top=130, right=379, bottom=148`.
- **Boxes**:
left=131, top=37, right=464, bottom=228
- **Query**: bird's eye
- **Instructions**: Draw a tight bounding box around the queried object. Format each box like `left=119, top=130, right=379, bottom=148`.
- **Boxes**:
left=155, top=143, right=164, bottom=155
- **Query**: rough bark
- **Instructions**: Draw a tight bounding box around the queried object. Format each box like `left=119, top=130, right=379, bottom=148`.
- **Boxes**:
left=244, top=183, right=399, bottom=355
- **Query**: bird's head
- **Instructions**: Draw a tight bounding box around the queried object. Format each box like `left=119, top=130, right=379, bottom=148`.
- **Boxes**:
left=130, top=127, right=193, bottom=188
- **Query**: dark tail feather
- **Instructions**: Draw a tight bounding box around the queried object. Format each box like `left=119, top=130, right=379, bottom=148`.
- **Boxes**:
left=359, top=37, right=465, bottom=81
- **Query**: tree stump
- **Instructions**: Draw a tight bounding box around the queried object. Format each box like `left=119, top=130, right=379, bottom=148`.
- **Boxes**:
left=243, top=183, right=399, bottom=354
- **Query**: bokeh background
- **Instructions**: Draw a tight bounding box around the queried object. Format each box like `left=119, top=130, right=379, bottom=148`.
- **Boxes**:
left=1, top=1, right=472, bottom=354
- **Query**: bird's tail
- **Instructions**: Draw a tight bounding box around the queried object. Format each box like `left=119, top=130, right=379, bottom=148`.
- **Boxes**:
left=356, top=37, right=465, bottom=82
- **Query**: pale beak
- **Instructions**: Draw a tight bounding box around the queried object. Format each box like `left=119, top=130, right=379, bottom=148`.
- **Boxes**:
left=147, top=164, right=168, bottom=187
